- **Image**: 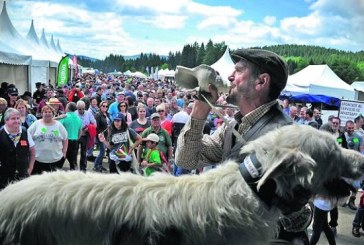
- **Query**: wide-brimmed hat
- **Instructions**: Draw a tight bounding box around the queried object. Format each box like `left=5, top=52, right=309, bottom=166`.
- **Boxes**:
left=46, top=98, right=61, bottom=105
left=175, top=64, right=231, bottom=94
left=143, top=133, right=159, bottom=143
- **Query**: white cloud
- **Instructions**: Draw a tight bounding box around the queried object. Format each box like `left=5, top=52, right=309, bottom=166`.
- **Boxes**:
left=139, top=15, right=188, bottom=29
left=115, top=0, right=190, bottom=14
left=279, top=0, right=364, bottom=51
left=197, top=16, right=237, bottom=30
left=263, top=16, right=276, bottom=26
left=2, top=0, right=363, bottom=61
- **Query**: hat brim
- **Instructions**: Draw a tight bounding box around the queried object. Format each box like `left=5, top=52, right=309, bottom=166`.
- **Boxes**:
left=174, top=66, right=199, bottom=89
left=46, top=102, right=61, bottom=105
left=175, top=64, right=230, bottom=93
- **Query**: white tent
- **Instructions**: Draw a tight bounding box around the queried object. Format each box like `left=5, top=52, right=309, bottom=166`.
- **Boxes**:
left=283, top=65, right=355, bottom=100
left=133, top=71, right=147, bottom=79
left=0, top=2, right=32, bottom=92
left=211, top=47, right=235, bottom=82
left=158, top=68, right=175, bottom=80
left=0, top=1, right=66, bottom=92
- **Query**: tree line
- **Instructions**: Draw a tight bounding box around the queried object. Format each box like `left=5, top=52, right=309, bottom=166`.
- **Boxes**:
left=78, top=42, right=364, bottom=85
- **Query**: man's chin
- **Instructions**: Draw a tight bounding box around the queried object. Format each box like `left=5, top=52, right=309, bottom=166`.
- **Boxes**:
left=226, top=94, right=238, bottom=105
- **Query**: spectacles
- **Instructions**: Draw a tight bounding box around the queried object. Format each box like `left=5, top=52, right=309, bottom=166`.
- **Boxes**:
left=157, top=110, right=164, bottom=113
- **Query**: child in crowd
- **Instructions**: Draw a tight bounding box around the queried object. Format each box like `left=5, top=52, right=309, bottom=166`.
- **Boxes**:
left=141, top=133, right=162, bottom=176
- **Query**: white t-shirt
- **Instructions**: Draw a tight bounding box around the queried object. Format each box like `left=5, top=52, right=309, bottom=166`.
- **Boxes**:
left=28, top=120, right=68, bottom=163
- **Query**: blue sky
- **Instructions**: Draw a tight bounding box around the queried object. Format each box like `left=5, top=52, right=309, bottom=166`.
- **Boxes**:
left=2, top=0, right=363, bottom=59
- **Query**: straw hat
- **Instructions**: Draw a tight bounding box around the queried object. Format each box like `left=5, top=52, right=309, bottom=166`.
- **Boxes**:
left=46, top=98, right=61, bottom=105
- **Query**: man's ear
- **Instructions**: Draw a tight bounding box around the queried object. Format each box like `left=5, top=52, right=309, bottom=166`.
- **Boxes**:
left=255, top=73, right=270, bottom=90
left=257, top=149, right=316, bottom=195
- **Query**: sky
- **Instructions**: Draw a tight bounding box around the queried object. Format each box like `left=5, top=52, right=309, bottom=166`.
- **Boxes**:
left=2, top=0, right=364, bottom=60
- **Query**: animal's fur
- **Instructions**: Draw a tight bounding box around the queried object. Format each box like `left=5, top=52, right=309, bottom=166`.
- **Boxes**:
left=0, top=125, right=364, bottom=245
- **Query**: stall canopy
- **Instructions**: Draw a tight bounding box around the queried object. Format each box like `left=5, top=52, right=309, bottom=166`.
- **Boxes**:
left=0, top=1, right=66, bottom=92
left=282, top=64, right=355, bottom=100
left=211, top=47, right=235, bottom=82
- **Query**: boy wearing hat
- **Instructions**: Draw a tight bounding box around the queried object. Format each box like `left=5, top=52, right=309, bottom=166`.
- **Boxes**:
left=140, top=133, right=162, bottom=176
left=137, top=112, right=173, bottom=170
left=175, top=49, right=311, bottom=243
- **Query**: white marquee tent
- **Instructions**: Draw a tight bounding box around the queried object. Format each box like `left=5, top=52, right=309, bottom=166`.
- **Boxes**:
left=282, top=64, right=355, bottom=100
left=211, top=47, right=235, bottom=82
left=0, top=1, right=65, bottom=93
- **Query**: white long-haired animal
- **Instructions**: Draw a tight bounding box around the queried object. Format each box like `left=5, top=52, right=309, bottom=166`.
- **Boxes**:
left=1, top=125, right=364, bottom=245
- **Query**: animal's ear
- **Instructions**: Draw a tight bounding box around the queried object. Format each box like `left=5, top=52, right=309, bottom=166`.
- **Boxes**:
left=257, top=149, right=316, bottom=192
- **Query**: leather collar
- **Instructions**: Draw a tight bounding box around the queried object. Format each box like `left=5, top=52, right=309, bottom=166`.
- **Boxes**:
left=239, top=154, right=277, bottom=209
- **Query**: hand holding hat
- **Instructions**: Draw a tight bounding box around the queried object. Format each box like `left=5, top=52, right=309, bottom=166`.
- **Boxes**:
left=174, top=64, right=230, bottom=104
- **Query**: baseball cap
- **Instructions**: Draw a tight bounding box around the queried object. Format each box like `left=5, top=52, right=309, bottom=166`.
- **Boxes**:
left=143, top=133, right=159, bottom=143
left=8, top=87, right=18, bottom=95
left=117, top=91, right=125, bottom=96
left=114, top=113, right=125, bottom=121
left=231, top=49, right=288, bottom=91
left=150, top=113, right=160, bottom=120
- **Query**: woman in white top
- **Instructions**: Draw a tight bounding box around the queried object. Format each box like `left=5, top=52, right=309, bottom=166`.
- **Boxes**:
left=28, top=105, right=68, bottom=174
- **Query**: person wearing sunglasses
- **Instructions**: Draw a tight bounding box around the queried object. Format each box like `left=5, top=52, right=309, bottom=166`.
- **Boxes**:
left=99, top=113, right=142, bottom=173
left=93, top=101, right=111, bottom=172
left=156, top=103, right=172, bottom=136
left=318, top=116, right=348, bottom=239
left=118, top=102, right=132, bottom=125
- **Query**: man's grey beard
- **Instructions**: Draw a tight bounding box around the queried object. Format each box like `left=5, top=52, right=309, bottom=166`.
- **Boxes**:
left=226, top=93, right=238, bottom=105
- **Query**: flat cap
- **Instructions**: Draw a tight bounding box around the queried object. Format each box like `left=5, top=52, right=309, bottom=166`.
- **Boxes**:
left=231, top=49, right=288, bottom=90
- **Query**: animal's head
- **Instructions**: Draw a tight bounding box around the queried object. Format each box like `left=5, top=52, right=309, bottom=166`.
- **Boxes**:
left=240, top=125, right=364, bottom=208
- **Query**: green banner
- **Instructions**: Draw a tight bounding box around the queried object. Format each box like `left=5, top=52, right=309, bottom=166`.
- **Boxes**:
left=57, top=56, right=69, bottom=87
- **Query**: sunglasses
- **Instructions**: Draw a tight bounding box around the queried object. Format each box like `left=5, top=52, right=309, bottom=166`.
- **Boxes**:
left=119, top=105, right=126, bottom=107
left=101, top=105, right=108, bottom=108
left=157, top=110, right=164, bottom=113
left=146, top=141, right=157, bottom=144
left=78, top=108, right=85, bottom=110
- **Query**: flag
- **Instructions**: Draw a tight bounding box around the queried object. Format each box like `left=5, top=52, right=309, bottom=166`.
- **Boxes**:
left=150, top=67, right=154, bottom=78
left=57, top=56, right=69, bottom=88
left=153, top=66, right=158, bottom=80
left=73, top=54, right=78, bottom=78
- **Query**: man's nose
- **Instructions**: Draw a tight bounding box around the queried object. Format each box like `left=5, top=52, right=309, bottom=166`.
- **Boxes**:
left=228, top=75, right=234, bottom=82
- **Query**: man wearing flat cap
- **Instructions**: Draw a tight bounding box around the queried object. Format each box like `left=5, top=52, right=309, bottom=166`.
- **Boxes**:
left=176, top=49, right=311, bottom=244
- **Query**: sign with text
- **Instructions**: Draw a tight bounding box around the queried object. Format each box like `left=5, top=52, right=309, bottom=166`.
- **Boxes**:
left=338, top=100, right=364, bottom=126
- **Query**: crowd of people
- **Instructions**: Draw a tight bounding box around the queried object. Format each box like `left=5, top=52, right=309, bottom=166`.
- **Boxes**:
left=0, top=72, right=233, bottom=185
left=0, top=48, right=363, bottom=244
left=282, top=99, right=364, bottom=243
